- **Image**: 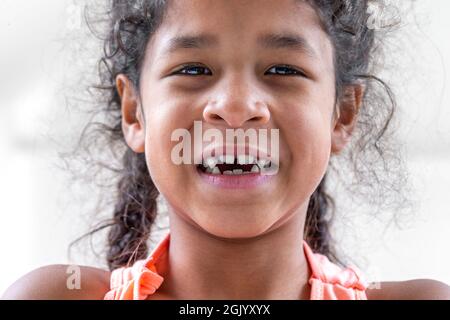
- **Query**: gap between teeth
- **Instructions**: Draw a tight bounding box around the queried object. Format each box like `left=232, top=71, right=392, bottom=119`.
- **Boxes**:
left=204, top=155, right=270, bottom=167
left=201, top=156, right=273, bottom=175
left=205, top=165, right=260, bottom=175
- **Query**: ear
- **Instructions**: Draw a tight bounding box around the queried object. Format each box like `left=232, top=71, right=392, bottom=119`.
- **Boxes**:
left=116, top=74, right=145, bottom=154
left=331, top=84, right=365, bottom=155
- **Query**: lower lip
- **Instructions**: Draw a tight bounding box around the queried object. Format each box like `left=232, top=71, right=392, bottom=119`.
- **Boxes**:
left=196, top=167, right=275, bottom=189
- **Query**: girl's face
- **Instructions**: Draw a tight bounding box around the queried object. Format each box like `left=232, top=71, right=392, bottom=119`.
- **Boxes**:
left=126, top=0, right=344, bottom=239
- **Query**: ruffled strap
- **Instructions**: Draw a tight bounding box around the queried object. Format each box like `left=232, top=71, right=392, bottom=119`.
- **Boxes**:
left=104, top=234, right=368, bottom=300
left=104, top=233, right=170, bottom=300
left=302, top=240, right=369, bottom=300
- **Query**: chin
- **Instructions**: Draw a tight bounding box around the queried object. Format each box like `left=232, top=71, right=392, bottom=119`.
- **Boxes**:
left=188, top=206, right=279, bottom=240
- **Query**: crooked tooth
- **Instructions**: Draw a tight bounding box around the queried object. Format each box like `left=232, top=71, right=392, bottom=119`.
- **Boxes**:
left=205, top=157, right=218, bottom=169
left=251, top=165, right=259, bottom=173
left=205, top=167, right=213, bottom=174
left=212, top=167, right=221, bottom=175
left=257, top=159, right=270, bottom=168
left=233, top=169, right=243, bottom=175
left=260, top=161, right=279, bottom=175
left=225, top=155, right=235, bottom=164
left=264, top=161, right=272, bottom=169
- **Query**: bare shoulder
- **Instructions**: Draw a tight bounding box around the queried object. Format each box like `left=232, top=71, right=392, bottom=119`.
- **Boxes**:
left=1, top=264, right=111, bottom=300
left=366, top=279, right=450, bottom=300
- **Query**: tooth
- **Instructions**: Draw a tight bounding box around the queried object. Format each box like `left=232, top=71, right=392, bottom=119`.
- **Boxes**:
left=205, top=167, right=213, bottom=174
left=212, top=167, right=221, bottom=175
left=237, top=155, right=247, bottom=165
left=257, top=159, right=269, bottom=168
left=223, top=170, right=233, bottom=175
left=205, top=157, right=217, bottom=169
left=247, top=155, right=255, bottom=164
left=233, top=169, right=243, bottom=175
left=237, top=155, right=255, bottom=165
left=225, top=155, right=235, bottom=164
left=260, top=161, right=279, bottom=174
left=251, top=165, right=259, bottom=173
left=218, top=155, right=225, bottom=164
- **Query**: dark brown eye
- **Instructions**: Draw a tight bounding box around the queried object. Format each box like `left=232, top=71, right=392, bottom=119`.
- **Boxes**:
left=174, top=65, right=212, bottom=76
left=266, top=65, right=307, bottom=77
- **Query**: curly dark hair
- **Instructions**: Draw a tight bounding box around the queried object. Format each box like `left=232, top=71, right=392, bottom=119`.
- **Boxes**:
left=68, top=0, right=408, bottom=271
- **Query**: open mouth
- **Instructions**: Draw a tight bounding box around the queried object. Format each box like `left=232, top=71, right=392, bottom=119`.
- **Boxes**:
left=196, top=155, right=275, bottom=176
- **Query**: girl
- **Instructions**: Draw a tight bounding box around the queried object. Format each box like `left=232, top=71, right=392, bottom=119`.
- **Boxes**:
left=3, top=0, right=450, bottom=300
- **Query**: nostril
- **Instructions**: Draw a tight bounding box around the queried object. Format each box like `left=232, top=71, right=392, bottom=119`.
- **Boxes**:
left=203, top=107, right=224, bottom=123
left=249, top=116, right=264, bottom=122
left=209, top=114, right=223, bottom=121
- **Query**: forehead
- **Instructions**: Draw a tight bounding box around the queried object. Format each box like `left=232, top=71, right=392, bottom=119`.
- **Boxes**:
left=163, top=0, right=323, bottom=32
left=147, top=0, right=331, bottom=64
left=155, top=0, right=324, bottom=43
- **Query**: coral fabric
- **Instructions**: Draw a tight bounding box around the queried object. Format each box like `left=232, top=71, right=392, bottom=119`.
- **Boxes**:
left=104, top=232, right=368, bottom=300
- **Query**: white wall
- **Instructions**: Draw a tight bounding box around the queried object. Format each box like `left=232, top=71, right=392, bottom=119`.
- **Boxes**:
left=0, top=0, right=449, bottom=295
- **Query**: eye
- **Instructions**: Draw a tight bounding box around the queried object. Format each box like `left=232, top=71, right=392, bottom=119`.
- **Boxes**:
left=266, top=65, right=307, bottom=77
left=172, top=64, right=213, bottom=76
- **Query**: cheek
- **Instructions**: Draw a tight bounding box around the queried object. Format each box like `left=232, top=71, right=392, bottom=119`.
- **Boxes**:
left=281, top=99, right=333, bottom=190
left=142, top=99, right=196, bottom=192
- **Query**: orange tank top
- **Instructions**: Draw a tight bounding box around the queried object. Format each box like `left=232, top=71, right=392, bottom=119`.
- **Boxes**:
left=104, top=232, right=368, bottom=300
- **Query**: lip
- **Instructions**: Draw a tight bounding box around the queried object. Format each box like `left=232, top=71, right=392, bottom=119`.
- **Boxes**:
left=193, top=143, right=280, bottom=189
left=195, top=166, right=276, bottom=189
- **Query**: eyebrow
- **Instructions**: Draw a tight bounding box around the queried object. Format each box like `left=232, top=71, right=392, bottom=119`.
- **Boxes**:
left=163, top=34, right=218, bottom=55
left=162, top=32, right=318, bottom=59
left=258, top=33, right=317, bottom=59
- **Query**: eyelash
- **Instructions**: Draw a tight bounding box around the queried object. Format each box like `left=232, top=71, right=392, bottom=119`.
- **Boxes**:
left=172, top=64, right=307, bottom=78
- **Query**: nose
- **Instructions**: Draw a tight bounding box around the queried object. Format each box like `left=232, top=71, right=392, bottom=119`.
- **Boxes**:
left=203, top=78, right=271, bottom=128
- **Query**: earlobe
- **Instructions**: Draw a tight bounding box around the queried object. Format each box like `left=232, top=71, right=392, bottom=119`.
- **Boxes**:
left=116, top=74, right=145, bottom=154
left=331, top=84, right=365, bottom=155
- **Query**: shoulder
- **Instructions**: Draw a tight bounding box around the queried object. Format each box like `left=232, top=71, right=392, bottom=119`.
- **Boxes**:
left=1, top=264, right=111, bottom=300
left=366, top=279, right=450, bottom=300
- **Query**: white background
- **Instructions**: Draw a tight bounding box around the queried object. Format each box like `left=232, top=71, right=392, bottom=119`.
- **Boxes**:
left=0, top=0, right=449, bottom=295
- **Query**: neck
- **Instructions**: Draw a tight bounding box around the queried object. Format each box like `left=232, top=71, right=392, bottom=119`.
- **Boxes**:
left=157, top=204, right=311, bottom=300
